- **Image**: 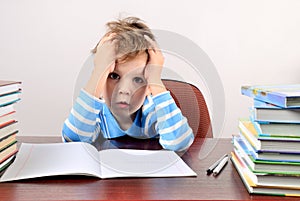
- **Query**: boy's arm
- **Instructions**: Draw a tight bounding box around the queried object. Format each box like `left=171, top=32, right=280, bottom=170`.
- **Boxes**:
left=84, top=34, right=116, bottom=98
left=63, top=34, right=117, bottom=142
left=143, top=36, right=194, bottom=151
left=143, top=93, right=194, bottom=152
left=144, top=35, right=167, bottom=96
left=62, top=89, right=103, bottom=143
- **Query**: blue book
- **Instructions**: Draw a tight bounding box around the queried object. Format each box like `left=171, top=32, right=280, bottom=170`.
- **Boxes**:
left=234, top=134, right=300, bottom=163
left=242, top=84, right=300, bottom=108
left=253, top=99, right=283, bottom=109
left=0, top=91, right=21, bottom=107
left=250, top=99, right=300, bottom=123
left=238, top=119, right=300, bottom=153
left=233, top=134, right=300, bottom=174
left=248, top=117, right=300, bottom=138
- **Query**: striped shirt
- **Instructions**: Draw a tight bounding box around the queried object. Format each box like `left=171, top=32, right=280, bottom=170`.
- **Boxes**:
left=62, top=89, right=194, bottom=151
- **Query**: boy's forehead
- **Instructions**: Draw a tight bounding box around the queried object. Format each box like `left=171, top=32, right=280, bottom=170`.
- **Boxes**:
left=115, top=64, right=145, bottom=75
left=115, top=53, right=147, bottom=74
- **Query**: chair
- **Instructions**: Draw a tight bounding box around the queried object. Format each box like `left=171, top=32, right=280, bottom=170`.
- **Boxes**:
left=162, top=79, right=213, bottom=138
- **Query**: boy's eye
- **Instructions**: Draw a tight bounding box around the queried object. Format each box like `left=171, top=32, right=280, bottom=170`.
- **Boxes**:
left=108, top=73, right=120, bottom=80
left=133, top=77, right=145, bottom=84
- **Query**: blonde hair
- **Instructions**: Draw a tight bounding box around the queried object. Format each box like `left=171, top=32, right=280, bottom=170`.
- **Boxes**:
left=92, top=17, right=155, bottom=62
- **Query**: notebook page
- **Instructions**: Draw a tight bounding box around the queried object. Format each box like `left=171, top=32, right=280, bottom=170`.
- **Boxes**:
left=0, top=142, right=101, bottom=182
left=98, top=149, right=197, bottom=178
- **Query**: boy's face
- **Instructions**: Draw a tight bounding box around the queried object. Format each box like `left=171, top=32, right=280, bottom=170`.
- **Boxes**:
left=105, top=52, right=148, bottom=121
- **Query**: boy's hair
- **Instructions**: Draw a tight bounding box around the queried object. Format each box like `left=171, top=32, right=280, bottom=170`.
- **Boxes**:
left=92, top=17, right=155, bottom=63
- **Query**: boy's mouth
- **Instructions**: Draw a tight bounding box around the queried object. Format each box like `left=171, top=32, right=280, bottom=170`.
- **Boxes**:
left=116, top=101, right=130, bottom=109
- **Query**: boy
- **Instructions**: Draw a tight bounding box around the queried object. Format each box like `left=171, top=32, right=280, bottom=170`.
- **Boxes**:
left=62, top=17, right=194, bottom=152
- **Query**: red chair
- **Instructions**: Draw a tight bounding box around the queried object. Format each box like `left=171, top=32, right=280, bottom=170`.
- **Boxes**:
left=162, top=79, right=213, bottom=138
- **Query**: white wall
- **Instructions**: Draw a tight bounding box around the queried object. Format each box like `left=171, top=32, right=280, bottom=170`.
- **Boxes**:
left=1, top=0, right=300, bottom=137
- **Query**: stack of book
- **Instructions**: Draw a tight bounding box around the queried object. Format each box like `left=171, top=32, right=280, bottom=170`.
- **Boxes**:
left=0, top=80, right=21, bottom=174
left=231, top=84, right=300, bottom=196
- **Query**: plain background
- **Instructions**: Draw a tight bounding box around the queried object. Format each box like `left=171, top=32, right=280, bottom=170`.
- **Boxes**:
left=1, top=0, right=300, bottom=138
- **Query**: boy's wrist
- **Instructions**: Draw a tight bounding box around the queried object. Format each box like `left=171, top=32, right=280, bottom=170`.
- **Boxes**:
left=148, top=81, right=166, bottom=95
left=84, top=71, right=107, bottom=98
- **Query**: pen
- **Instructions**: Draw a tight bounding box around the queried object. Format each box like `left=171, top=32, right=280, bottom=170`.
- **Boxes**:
left=212, top=155, right=229, bottom=176
left=206, top=154, right=228, bottom=175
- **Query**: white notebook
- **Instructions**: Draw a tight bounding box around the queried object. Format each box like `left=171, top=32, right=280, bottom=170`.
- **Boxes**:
left=0, top=142, right=197, bottom=182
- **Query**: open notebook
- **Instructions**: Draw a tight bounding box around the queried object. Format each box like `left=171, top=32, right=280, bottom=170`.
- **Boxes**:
left=0, top=142, right=197, bottom=182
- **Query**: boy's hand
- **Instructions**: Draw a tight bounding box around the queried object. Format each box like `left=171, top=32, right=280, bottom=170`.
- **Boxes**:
left=144, top=35, right=166, bottom=95
left=93, top=33, right=117, bottom=76
left=84, top=33, right=117, bottom=97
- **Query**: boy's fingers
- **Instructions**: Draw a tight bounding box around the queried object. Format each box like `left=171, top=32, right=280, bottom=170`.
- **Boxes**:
left=147, top=49, right=155, bottom=55
left=144, top=35, right=160, bottom=52
left=99, top=33, right=117, bottom=46
left=144, top=35, right=154, bottom=45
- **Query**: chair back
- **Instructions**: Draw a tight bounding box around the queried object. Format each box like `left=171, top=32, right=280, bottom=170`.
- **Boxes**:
left=162, top=79, right=213, bottom=138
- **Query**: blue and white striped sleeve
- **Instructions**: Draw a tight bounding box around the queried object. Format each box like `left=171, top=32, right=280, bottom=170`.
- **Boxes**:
left=62, top=89, right=103, bottom=143
left=143, top=92, right=194, bottom=152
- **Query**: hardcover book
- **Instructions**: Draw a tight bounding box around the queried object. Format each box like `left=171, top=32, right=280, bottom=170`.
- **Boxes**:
left=0, top=143, right=17, bottom=164
left=235, top=134, right=300, bottom=162
left=242, top=84, right=300, bottom=108
left=0, top=81, right=21, bottom=96
left=251, top=106, right=300, bottom=124
left=0, top=104, right=15, bottom=117
left=0, top=121, right=18, bottom=140
left=0, top=92, right=21, bottom=107
left=233, top=136, right=300, bottom=174
left=246, top=118, right=300, bottom=138
left=231, top=151, right=300, bottom=197
left=0, top=112, right=16, bottom=128
left=238, top=119, right=300, bottom=152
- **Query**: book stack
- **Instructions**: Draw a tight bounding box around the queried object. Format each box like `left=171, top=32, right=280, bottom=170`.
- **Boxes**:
left=0, top=80, right=21, bottom=174
left=231, top=84, right=300, bottom=196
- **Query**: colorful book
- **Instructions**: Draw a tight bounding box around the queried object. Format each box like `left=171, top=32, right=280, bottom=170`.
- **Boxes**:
left=251, top=99, right=300, bottom=123
left=239, top=119, right=300, bottom=152
left=251, top=107, right=300, bottom=124
left=232, top=135, right=300, bottom=162
left=0, top=142, right=18, bottom=164
left=0, top=80, right=20, bottom=174
left=253, top=99, right=288, bottom=109
left=0, top=81, right=21, bottom=96
left=246, top=118, right=300, bottom=138
left=0, top=112, right=16, bottom=128
left=242, top=84, right=300, bottom=108
left=0, top=104, right=15, bottom=117
left=233, top=136, right=300, bottom=174
left=232, top=149, right=300, bottom=187
left=231, top=151, right=300, bottom=197
left=235, top=134, right=300, bottom=162
left=0, top=92, right=21, bottom=107
left=0, top=155, right=15, bottom=173
left=0, top=134, right=17, bottom=152
left=0, top=121, right=18, bottom=140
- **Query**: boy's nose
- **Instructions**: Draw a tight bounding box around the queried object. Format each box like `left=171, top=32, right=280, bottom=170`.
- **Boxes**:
left=118, top=87, right=130, bottom=95
left=117, top=83, right=131, bottom=95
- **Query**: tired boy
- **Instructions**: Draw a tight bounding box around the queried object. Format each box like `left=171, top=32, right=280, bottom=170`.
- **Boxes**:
left=62, top=17, right=194, bottom=152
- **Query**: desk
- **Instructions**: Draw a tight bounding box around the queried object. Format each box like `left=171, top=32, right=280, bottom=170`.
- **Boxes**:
left=0, top=136, right=299, bottom=200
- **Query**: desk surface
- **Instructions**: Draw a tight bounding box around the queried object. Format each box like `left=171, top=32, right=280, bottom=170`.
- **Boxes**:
left=0, top=136, right=299, bottom=200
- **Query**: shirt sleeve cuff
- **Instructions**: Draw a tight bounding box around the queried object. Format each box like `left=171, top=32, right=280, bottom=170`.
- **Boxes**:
left=152, top=91, right=173, bottom=104
left=79, top=88, right=105, bottom=109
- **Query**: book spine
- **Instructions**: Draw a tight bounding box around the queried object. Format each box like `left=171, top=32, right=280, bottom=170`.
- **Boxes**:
left=0, top=81, right=20, bottom=173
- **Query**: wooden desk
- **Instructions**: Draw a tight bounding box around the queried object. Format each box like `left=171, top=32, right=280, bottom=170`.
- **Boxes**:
left=0, top=136, right=299, bottom=200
